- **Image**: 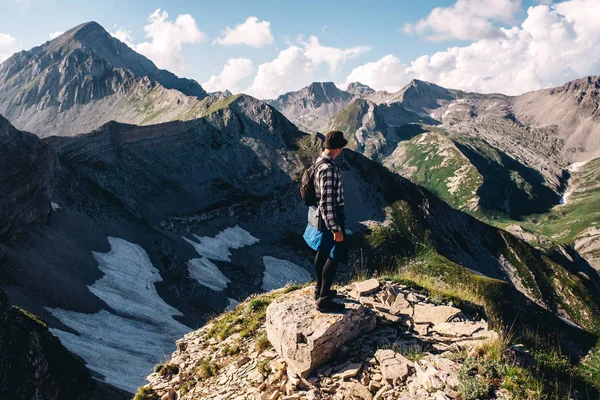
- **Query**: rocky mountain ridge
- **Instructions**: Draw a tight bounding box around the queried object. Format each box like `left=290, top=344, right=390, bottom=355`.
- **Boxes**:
left=0, top=22, right=208, bottom=137
left=266, top=82, right=354, bottom=132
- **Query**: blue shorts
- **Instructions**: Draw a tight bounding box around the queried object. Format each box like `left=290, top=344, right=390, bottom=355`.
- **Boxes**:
left=303, top=223, right=348, bottom=263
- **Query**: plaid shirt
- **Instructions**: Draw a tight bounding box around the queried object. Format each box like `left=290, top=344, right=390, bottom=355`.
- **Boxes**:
left=314, top=152, right=345, bottom=232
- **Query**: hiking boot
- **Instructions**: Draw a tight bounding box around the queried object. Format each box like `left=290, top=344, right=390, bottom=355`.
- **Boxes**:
left=314, top=288, right=338, bottom=300
left=316, top=296, right=345, bottom=313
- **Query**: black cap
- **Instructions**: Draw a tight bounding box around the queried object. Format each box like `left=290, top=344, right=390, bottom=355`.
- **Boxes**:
left=324, top=130, right=348, bottom=149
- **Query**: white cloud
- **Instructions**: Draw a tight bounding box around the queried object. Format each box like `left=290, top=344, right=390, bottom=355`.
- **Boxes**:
left=202, top=58, right=254, bottom=93
left=346, top=1, right=600, bottom=96
left=0, top=33, right=21, bottom=63
left=343, top=55, right=412, bottom=93
left=404, top=0, right=523, bottom=41
left=49, top=31, right=64, bottom=40
left=135, top=9, right=205, bottom=74
left=246, top=36, right=371, bottom=98
left=110, top=27, right=134, bottom=48
left=246, top=46, right=313, bottom=99
left=301, top=35, right=371, bottom=74
left=214, top=16, right=274, bottom=48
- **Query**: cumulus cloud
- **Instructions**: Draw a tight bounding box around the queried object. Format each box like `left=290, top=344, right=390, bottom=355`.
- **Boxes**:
left=346, top=1, right=600, bottom=96
left=0, top=33, right=21, bottom=63
left=246, top=46, right=313, bottom=99
left=135, top=9, right=205, bottom=74
left=110, top=28, right=134, bottom=48
left=343, top=55, right=412, bottom=93
left=202, top=58, right=254, bottom=93
left=301, top=36, right=371, bottom=74
left=49, top=31, right=64, bottom=40
left=404, top=0, right=523, bottom=41
left=214, top=16, right=274, bottom=48
left=246, top=36, right=370, bottom=98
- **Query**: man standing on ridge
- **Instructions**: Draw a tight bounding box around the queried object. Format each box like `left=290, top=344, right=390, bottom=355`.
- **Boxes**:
left=303, top=131, right=348, bottom=313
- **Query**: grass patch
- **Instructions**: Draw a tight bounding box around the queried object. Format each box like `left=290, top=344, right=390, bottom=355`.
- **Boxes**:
left=154, top=363, right=179, bottom=378
left=13, top=307, right=47, bottom=328
left=195, top=359, right=219, bottom=380
left=257, top=359, right=270, bottom=376
left=206, top=286, right=301, bottom=342
left=577, top=342, right=600, bottom=389
left=254, top=331, right=271, bottom=352
left=133, top=386, right=158, bottom=400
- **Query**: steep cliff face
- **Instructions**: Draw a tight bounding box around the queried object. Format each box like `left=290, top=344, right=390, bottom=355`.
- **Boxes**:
left=0, top=290, right=121, bottom=400
left=0, top=114, right=57, bottom=236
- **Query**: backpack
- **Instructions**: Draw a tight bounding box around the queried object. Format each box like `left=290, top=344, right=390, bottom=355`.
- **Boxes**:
left=300, top=159, right=332, bottom=206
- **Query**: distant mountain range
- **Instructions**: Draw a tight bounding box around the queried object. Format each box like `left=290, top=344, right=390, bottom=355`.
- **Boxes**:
left=0, top=20, right=599, bottom=398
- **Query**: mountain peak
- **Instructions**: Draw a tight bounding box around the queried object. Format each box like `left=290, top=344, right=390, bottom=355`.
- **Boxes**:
left=304, top=81, right=342, bottom=95
left=346, top=81, right=375, bottom=95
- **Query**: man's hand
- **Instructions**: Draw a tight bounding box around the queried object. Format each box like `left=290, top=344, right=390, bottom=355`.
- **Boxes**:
left=333, top=230, right=344, bottom=242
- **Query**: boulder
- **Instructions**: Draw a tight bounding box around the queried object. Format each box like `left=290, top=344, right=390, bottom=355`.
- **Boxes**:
left=413, top=304, right=461, bottom=326
left=340, top=381, right=373, bottom=400
left=332, top=362, right=363, bottom=379
left=430, top=321, right=485, bottom=337
left=374, top=349, right=411, bottom=382
left=266, top=287, right=376, bottom=377
left=354, top=279, right=380, bottom=296
left=390, top=295, right=412, bottom=316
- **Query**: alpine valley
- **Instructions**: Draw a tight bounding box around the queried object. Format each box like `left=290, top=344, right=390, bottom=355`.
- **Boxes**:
left=1, top=21, right=599, bottom=400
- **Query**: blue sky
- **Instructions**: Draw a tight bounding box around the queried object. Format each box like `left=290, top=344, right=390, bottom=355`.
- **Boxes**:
left=1, top=0, right=599, bottom=97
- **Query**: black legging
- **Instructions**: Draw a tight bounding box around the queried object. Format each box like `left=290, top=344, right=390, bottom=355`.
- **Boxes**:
left=314, top=251, right=339, bottom=298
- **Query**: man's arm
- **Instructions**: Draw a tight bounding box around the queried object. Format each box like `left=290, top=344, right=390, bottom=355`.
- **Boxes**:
left=319, top=166, right=342, bottom=233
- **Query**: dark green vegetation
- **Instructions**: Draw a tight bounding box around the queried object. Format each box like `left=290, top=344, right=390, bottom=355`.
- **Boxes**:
left=520, top=158, right=600, bottom=244
left=389, top=124, right=560, bottom=219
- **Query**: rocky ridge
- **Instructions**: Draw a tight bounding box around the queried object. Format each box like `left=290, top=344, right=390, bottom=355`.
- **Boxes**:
left=0, top=21, right=209, bottom=137
left=143, top=279, right=501, bottom=400
left=267, top=82, right=353, bottom=132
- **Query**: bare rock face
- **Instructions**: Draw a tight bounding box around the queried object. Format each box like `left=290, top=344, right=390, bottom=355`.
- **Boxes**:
left=0, top=115, right=57, bottom=236
left=265, top=286, right=377, bottom=377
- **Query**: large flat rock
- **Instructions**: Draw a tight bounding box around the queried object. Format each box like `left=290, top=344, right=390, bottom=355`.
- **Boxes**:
left=266, top=286, right=376, bottom=377
left=413, top=304, right=461, bottom=326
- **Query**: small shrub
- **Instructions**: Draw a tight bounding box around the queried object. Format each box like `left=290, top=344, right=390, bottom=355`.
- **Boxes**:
left=157, top=363, right=179, bottom=378
left=153, top=363, right=163, bottom=373
left=257, top=359, right=270, bottom=376
left=255, top=331, right=271, bottom=352
left=458, top=357, right=500, bottom=399
left=180, top=382, right=191, bottom=395
left=196, top=359, right=218, bottom=380
left=133, top=386, right=158, bottom=400
left=222, top=343, right=239, bottom=356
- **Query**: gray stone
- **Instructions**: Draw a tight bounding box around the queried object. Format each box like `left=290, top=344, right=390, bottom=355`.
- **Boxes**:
left=266, top=287, right=376, bottom=377
left=413, top=304, right=461, bottom=326
left=333, top=363, right=363, bottom=380
left=354, top=279, right=380, bottom=296
left=431, top=321, right=485, bottom=337
left=375, top=350, right=411, bottom=383
left=340, top=381, right=373, bottom=400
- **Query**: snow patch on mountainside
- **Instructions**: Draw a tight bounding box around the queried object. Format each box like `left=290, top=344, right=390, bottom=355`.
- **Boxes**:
left=188, top=258, right=231, bottom=291
left=182, top=225, right=260, bottom=261
left=46, top=237, right=190, bottom=392
left=261, top=256, right=312, bottom=291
